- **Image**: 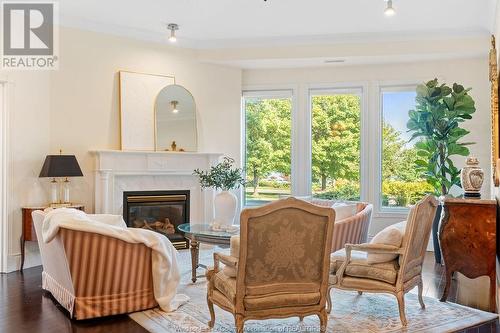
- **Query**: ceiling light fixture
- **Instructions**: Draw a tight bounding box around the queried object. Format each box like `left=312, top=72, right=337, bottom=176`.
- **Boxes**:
left=384, top=0, right=396, bottom=16
left=171, top=100, right=179, bottom=113
left=167, top=23, right=179, bottom=42
left=324, top=59, right=346, bottom=64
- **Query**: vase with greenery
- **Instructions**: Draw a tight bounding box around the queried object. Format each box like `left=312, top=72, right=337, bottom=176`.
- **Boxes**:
left=193, top=157, right=245, bottom=225
left=407, top=78, right=476, bottom=263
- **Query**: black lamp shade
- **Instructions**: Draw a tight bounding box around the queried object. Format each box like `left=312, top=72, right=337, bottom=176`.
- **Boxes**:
left=39, top=155, right=83, bottom=178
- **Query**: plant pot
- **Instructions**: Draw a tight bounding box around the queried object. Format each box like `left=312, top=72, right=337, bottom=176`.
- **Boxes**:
left=214, top=191, right=237, bottom=226
left=432, top=203, right=443, bottom=264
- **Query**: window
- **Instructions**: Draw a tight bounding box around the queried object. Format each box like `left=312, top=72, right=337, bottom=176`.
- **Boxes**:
left=310, top=89, right=361, bottom=201
left=381, top=87, right=432, bottom=208
left=243, top=91, right=292, bottom=206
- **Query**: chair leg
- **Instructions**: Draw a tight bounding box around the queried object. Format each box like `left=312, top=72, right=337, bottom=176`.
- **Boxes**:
left=235, top=314, right=244, bottom=333
left=357, top=291, right=363, bottom=295
left=417, top=281, right=425, bottom=309
left=207, top=296, right=215, bottom=328
left=318, top=308, right=328, bottom=333
left=326, top=286, right=333, bottom=314
left=396, top=291, right=408, bottom=326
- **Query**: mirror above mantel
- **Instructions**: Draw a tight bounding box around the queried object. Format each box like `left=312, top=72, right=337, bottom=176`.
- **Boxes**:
left=155, top=84, right=197, bottom=152
left=119, top=70, right=198, bottom=152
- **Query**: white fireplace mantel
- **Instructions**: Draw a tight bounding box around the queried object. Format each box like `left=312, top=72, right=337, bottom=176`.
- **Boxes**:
left=92, top=150, right=222, bottom=224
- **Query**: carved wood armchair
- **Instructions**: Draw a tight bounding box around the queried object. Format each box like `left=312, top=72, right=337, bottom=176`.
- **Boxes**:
left=328, top=195, right=438, bottom=326
left=206, top=197, right=335, bottom=333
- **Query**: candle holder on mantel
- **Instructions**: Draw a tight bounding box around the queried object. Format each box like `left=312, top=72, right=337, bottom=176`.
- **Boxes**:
left=460, top=156, right=484, bottom=198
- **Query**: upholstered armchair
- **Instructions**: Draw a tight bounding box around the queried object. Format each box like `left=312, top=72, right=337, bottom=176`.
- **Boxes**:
left=206, top=197, right=335, bottom=333
left=32, top=211, right=158, bottom=319
left=328, top=195, right=438, bottom=326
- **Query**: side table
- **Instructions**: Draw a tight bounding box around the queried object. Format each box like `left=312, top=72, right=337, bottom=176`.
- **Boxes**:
left=177, top=223, right=233, bottom=283
left=20, top=204, right=84, bottom=270
left=439, top=198, right=496, bottom=312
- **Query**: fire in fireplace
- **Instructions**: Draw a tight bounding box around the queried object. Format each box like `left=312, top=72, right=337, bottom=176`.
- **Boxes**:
left=123, top=190, right=189, bottom=250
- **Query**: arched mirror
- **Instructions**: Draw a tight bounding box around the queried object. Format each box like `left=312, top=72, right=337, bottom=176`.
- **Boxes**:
left=155, top=84, right=197, bottom=152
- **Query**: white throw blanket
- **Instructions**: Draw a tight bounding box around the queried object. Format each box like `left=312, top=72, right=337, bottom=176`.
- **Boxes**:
left=42, top=208, right=189, bottom=312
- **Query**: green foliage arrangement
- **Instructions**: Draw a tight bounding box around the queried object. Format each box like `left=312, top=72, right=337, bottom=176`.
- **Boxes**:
left=382, top=180, right=434, bottom=207
left=407, top=79, right=476, bottom=196
left=193, top=157, right=245, bottom=191
left=312, top=180, right=360, bottom=201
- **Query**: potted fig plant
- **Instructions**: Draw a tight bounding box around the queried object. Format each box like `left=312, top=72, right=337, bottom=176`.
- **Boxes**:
left=193, top=157, right=245, bottom=226
left=407, top=79, right=476, bottom=263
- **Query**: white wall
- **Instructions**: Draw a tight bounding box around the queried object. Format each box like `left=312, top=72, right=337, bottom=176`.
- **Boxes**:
left=242, top=56, right=491, bottom=236
left=50, top=27, right=242, bottom=211
left=0, top=71, right=51, bottom=271
left=3, top=27, right=242, bottom=271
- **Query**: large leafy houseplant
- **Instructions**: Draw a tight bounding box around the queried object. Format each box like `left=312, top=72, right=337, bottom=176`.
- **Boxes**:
left=407, top=79, right=476, bottom=196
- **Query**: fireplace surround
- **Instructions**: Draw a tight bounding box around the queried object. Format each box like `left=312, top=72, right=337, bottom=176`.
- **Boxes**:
left=92, top=150, right=223, bottom=227
left=123, top=190, right=190, bottom=249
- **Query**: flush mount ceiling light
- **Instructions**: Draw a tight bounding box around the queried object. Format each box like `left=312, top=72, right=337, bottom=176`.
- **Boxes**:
left=384, top=0, right=396, bottom=16
left=167, top=23, right=179, bottom=42
left=171, top=100, right=179, bottom=113
left=324, top=59, right=346, bottom=64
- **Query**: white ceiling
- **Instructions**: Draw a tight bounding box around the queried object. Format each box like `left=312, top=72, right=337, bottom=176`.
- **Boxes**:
left=59, top=0, right=497, bottom=49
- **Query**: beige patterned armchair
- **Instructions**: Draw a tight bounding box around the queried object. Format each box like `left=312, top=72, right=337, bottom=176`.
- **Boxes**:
left=206, top=197, right=335, bottom=333
left=328, top=195, right=438, bottom=326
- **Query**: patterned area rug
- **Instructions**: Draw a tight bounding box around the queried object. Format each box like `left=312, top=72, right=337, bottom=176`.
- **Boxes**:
left=130, top=249, right=497, bottom=333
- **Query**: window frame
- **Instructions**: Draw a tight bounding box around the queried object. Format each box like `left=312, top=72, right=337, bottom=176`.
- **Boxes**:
left=307, top=85, right=368, bottom=202
left=240, top=80, right=428, bottom=220
left=374, top=82, right=420, bottom=217
left=241, top=85, right=298, bottom=207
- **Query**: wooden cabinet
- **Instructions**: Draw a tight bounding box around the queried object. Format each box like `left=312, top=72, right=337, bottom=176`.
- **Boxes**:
left=439, top=198, right=496, bottom=312
left=20, top=205, right=84, bottom=270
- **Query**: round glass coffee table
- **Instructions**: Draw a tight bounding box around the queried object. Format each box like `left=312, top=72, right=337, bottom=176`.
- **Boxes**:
left=178, top=223, right=236, bottom=283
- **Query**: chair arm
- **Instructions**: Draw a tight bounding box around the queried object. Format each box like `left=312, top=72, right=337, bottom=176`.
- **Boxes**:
left=345, top=243, right=402, bottom=254
left=336, top=243, right=402, bottom=285
left=213, top=252, right=238, bottom=272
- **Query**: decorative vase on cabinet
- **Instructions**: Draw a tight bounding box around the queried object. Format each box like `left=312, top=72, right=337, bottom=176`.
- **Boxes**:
left=460, top=156, right=484, bottom=198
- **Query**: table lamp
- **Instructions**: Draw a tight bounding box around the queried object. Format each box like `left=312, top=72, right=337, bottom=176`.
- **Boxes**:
left=39, top=152, right=83, bottom=206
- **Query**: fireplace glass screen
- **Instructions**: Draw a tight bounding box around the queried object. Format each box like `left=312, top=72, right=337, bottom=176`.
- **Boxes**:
left=123, top=191, right=189, bottom=249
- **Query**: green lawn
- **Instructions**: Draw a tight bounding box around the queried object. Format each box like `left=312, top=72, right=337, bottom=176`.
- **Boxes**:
left=244, top=186, right=290, bottom=205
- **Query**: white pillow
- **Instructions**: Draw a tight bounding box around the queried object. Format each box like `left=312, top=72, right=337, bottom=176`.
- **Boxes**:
left=391, top=221, right=407, bottom=243
left=332, top=203, right=358, bottom=221
left=223, top=235, right=240, bottom=278
left=223, top=266, right=237, bottom=278
left=366, top=225, right=404, bottom=264
left=230, top=235, right=240, bottom=258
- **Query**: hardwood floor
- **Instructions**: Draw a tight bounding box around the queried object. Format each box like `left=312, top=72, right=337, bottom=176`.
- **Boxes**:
left=0, top=252, right=497, bottom=333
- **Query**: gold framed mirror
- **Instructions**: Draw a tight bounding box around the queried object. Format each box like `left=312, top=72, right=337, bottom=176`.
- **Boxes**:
left=154, top=84, right=198, bottom=152
left=490, top=36, right=500, bottom=186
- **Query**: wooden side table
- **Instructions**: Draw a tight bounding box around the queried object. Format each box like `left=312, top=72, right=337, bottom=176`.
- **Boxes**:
left=439, top=198, right=497, bottom=312
left=20, top=205, right=84, bottom=270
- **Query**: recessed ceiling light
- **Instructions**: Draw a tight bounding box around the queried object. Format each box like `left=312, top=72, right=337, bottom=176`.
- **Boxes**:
left=324, top=59, right=346, bottom=64
left=384, top=0, right=396, bottom=16
left=167, top=23, right=179, bottom=42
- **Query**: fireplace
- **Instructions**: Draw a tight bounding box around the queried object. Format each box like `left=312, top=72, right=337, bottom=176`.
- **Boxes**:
left=123, top=190, right=189, bottom=250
